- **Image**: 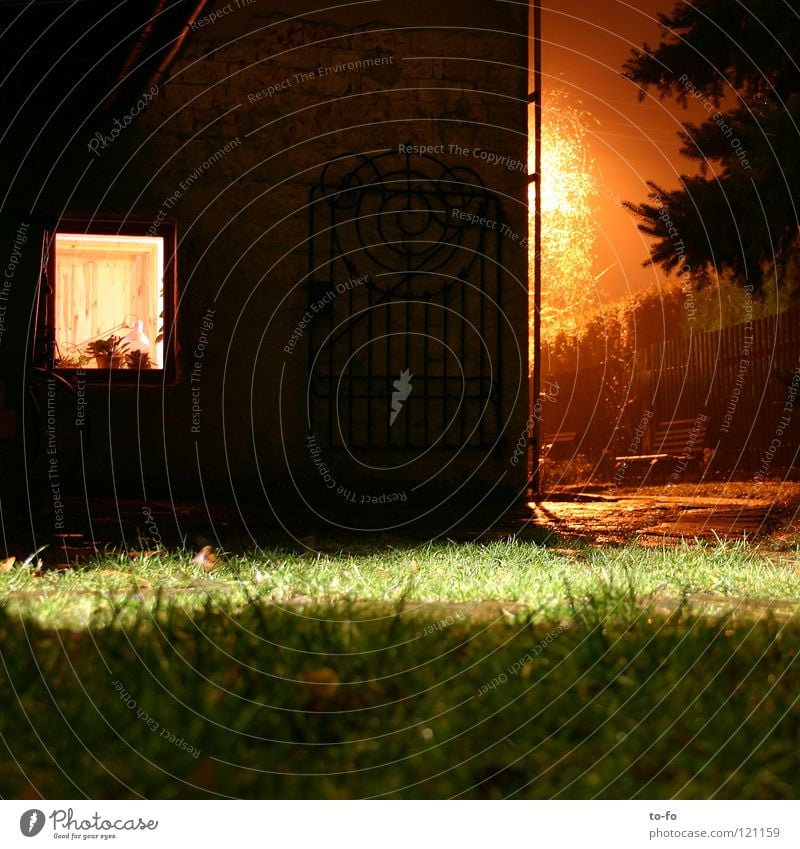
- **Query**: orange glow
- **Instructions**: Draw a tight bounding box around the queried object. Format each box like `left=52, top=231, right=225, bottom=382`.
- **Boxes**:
left=54, top=233, right=164, bottom=368
left=529, top=91, right=599, bottom=340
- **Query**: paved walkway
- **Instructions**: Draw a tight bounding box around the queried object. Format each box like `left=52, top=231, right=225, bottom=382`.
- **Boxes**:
left=524, top=490, right=799, bottom=545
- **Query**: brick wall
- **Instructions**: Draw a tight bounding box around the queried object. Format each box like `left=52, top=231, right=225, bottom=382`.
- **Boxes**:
left=68, top=0, right=530, bottom=506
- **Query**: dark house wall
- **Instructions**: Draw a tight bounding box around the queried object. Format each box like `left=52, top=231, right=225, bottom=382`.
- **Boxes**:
left=3, top=0, right=529, bottom=515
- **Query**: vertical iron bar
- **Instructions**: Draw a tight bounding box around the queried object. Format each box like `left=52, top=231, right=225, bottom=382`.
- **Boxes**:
left=530, top=0, right=543, bottom=497
left=308, top=190, right=316, bottom=436
left=495, top=205, right=503, bottom=444
left=328, top=217, right=336, bottom=445
left=367, top=275, right=373, bottom=444
left=480, top=231, right=485, bottom=446
left=404, top=293, right=411, bottom=446
left=423, top=297, right=429, bottom=447
left=385, top=282, right=391, bottom=446
left=443, top=274, right=449, bottom=446
left=348, top=265, right=354, bottom=446
left=460, top=267, right=466, bottom=447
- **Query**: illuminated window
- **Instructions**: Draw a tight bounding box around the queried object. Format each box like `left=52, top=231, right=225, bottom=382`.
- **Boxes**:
left=51, top=224, right=174, bottom=371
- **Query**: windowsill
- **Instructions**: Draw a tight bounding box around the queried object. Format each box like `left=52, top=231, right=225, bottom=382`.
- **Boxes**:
left=55, top=366, right=178, bottom=387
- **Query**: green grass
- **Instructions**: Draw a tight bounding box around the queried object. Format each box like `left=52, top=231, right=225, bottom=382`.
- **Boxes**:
left=1, top=539, right=798, bottom=798
left=3, top=537, right=799, bottom=628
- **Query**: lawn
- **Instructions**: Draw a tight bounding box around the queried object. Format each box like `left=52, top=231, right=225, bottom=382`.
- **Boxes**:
left=1, top=537, right=798, bottom=798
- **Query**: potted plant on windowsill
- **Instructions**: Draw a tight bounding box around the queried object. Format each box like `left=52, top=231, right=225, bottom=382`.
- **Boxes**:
left=55, top=349, right=90, bottom=368
left=86, top=335, right=128, bottom=369
left=125, top=350, right=152, bottom=370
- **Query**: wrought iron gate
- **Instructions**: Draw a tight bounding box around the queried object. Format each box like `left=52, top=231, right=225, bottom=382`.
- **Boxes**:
left=307, top=149, right=504, bottom=451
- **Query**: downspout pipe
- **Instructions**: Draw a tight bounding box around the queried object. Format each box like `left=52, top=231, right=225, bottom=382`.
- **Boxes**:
left=145, top=0, right=210, bottom=92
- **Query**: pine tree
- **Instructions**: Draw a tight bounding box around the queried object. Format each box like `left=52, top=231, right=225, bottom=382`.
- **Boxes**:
left=623, top=0, right=800, bottom=289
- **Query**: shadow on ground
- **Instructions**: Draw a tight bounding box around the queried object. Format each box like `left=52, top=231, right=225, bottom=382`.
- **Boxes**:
left=5, top=482, right=800, bottom=566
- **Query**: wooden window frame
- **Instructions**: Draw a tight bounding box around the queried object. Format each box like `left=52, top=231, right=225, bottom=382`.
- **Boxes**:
left=48, top=217, right=178, bottom=385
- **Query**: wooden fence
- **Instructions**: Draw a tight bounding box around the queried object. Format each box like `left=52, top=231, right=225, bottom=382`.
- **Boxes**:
left=540, top=308, right=800, bottom=479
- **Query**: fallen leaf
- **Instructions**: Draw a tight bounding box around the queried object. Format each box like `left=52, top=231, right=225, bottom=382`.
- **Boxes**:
left=15, top=776, right=45, bottom=799
left=298, top=534, right=319, bottom=553
left=186, top=756, right=216, bottom=792
left=300, top=667, right=340, bottom=707
left=192, top=545, right=218, bottom=573
left=301, top=667, right=339, bottom=687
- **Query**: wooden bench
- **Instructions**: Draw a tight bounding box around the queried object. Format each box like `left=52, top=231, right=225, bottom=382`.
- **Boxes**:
left=614, top=416, right=708, bottom=481
left=542, top=431, right=577, bottom=458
